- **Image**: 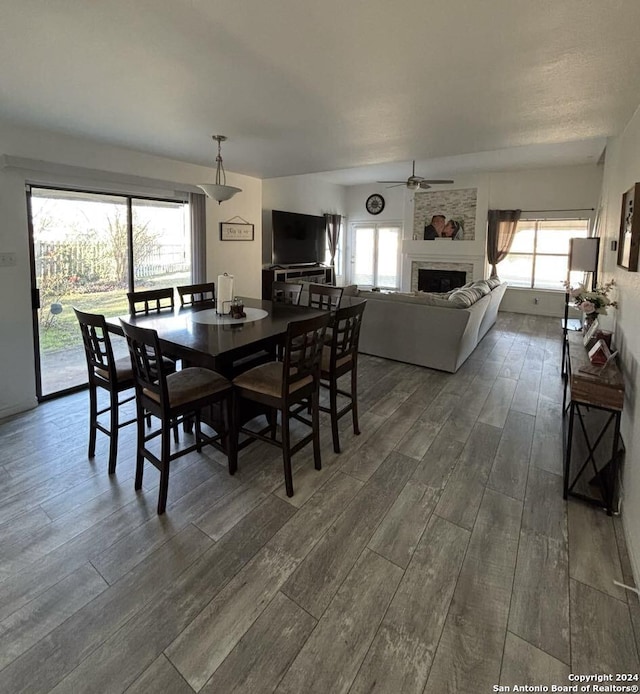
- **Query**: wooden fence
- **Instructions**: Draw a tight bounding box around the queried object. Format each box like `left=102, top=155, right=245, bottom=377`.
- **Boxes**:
left=35, top=240, right=189, bottom=281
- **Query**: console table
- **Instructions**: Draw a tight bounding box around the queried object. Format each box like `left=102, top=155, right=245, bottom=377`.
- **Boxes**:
left=262, top=266, right=334, bottom=300
left=562, top=331, right=625, bottom=516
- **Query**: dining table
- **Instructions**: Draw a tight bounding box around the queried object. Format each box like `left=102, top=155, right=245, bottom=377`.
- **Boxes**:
left=107, top=297, right=328, bottom=379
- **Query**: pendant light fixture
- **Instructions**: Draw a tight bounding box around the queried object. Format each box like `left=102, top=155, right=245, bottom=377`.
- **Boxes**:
left=198, top=135, right=242, bottom=204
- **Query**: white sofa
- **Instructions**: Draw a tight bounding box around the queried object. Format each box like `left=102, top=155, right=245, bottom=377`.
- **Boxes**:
left=357, top=280, right=507, bottom=373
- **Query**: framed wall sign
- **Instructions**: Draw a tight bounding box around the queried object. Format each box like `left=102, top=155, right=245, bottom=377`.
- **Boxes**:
left=617, top=183, right=640, bottom=271
left=220, top=222, right=254, bottom=241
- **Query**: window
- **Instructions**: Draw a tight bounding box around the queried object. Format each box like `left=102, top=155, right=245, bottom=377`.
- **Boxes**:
left=349, top=222, right=401, bottom=289
left=500, top=218, right=590, bottom=290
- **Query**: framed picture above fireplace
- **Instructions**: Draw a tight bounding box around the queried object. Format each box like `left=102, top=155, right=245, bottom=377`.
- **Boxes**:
left=413, top=188, right=477, bottom=241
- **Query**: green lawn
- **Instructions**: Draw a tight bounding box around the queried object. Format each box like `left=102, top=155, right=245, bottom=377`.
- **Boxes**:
left=39, top=288, right=130, bottom=352
left=38, top=271, right=191, bottom=353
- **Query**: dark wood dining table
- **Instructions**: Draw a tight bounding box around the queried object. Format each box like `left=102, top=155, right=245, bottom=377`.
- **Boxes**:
left=106, top=297, right=327, bottom=379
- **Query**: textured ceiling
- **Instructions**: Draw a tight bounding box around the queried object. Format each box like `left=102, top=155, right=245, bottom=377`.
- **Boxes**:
left=1, top=0, right=638, bottom=182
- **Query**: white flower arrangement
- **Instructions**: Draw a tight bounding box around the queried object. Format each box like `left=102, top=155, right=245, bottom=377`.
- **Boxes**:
left=564, top=279, right=618, bottom=315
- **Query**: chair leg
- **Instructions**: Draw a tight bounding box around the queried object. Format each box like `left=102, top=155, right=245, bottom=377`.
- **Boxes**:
left=88, top=384, right=97, bottom=459
left=108, top=390, right=119, bottom=474
left=267, top=408, right=277, bottom=440
left=173, top=419, right=179, bottom=444
left=227, top=394, right=237, bottom=475
left=281, top=408, right=294, bottom=497
left=329, top=378, right=340, bottom=454
left=312, top=389, right=322, bottom=471
left=351, top=366, right=360, bottom=436
left=194, top=411, right=202, bottom=453
left=157, top=422, right=172, bottom=515
left=134, top=406, right=145, bottom=491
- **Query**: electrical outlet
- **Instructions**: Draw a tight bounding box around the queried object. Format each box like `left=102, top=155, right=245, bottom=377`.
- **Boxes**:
left=0, top=252, right=17, bottom=267
left=534, top=297, right=539, bottom=305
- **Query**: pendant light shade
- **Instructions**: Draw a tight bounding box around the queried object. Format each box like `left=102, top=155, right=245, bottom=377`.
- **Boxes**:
left=198, top=135, right=242, bottom=204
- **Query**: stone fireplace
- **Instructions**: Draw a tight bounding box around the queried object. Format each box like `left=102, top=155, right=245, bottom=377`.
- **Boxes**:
left=418, top=268, right=467, bottom=293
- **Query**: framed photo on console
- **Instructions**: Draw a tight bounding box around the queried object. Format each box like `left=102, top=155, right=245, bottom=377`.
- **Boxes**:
left=583, top=318, right=600, bottom=350
left=618, top=183, right=640, bottom=271
left=220, top=222, right=254, bottom=241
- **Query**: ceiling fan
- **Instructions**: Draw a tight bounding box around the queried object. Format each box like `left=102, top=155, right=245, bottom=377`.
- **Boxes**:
left=378, top=161, right=454, bottom=190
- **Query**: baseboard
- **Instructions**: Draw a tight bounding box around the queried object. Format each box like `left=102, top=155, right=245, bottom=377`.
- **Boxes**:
left=0, top=398, right=38, bottom=422
left=622, top=514, right=640, bottom=593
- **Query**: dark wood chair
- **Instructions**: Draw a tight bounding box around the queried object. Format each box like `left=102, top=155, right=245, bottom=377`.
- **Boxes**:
left=307, top=283, right=343, bottom=310
left=74, top=308, right=137, bottom=474
left=127, top=287, right=179, bottom=374
left=319, top=300, right=366, bottom=453
left=271, top=281, right=303, bottom=305
left=231, top=313, right=331, bottom=497
left=127, top=288, right=175, bottom=316
left=177, top=282, right=216, bottom=307
left=120, top=320, right=234, bottom=514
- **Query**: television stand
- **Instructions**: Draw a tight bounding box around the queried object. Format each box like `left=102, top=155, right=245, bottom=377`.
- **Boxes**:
left=262, top=265, right=334, bottom=299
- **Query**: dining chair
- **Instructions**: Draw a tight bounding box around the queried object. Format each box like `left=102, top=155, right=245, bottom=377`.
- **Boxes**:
left=74, top=308, right=137, bottom=474
left=231, top=313, right=331, bottom=497
left=271, top=281, right=303, bottom=305
left=307, top=283, right=344, bottom=310
left=120, top=320, right=234, bottom=514
left=177, top=282, right=216, bottom=307
left=319, top=300, right=367, bottom=453
left=127, top=287, right=175, bottom=316
left=127, top=287, right=179, bottom=372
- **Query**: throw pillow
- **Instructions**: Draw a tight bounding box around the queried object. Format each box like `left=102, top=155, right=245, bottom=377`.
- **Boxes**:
left=448, top=286, right=484, bottom=307
left=471, top=280, right=491, bottom=295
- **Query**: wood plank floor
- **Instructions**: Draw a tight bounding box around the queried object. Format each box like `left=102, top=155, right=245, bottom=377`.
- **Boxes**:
left=0, top=312, right=638, bottom=693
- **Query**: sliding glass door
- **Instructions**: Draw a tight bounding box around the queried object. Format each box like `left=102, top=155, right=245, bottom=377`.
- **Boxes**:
left=28, top=187, right=190, bottom=399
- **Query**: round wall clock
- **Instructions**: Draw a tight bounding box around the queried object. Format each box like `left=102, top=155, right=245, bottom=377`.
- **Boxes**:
left=366, top=194, right=385, bottom=215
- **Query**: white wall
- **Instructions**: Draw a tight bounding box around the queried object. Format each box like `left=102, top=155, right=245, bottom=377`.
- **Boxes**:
left=597, top=104, right=640, bottom=584
left=0, top=120, right=261, bottom=419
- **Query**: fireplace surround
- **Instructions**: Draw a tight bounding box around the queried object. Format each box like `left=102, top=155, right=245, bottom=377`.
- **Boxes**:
left=418, top=269, right=466, bottom=293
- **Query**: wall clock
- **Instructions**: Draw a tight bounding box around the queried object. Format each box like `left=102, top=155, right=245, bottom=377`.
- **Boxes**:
left=366, top=194, right=385, bottom=215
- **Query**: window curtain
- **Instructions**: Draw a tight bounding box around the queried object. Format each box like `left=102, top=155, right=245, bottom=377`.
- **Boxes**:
left=487, top=209, right=521, bottom=278
left=325, top=213, right=341, bottom=270
left=189, top=192, right=207, bottom=283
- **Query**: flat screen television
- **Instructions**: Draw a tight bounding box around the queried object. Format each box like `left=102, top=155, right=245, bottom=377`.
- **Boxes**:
left=272, top=210, right=326, bottom=265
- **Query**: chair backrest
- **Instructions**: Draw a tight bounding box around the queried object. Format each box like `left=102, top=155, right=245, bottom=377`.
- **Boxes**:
left=120, top=320, right=170, bottom=407
left=74, top=308, right=118, bottom=383
left=282, top=313, right=331, bottom=396
left=308, top=283, right=343, bottom=310
left=272, top=281, right=303, bottom=305
left=177, top=282, right=216, bottom=307
left=327, top=300, right=367, bottom=371
left=127, top=288, right=175, bottom=316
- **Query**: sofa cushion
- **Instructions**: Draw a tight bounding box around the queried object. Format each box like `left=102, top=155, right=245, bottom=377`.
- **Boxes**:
left=359, top=290, right=455, bottom=308
left=486, top=277, right=502, bottom=289
left=471, top=279, right=492, bottom=296
left=448, top=286, right=485, bottom=307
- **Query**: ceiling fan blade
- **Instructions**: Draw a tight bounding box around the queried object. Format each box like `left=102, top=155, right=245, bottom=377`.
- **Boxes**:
left=385, top=183, right=406, bottom=189
left=377, top=180, right=405, bottom=184
left=417, top=182, right=432, bottom=190
left=420, top=179, right=454, bottom=184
